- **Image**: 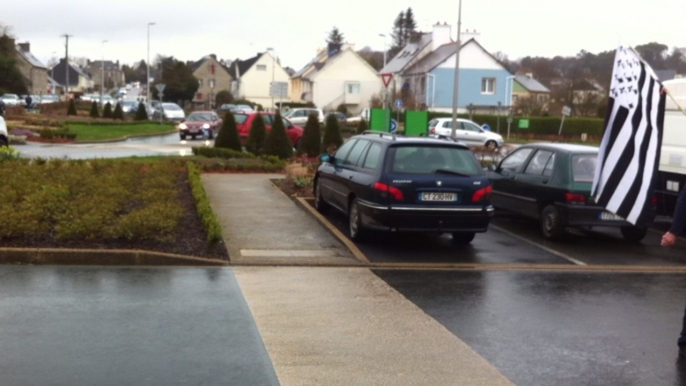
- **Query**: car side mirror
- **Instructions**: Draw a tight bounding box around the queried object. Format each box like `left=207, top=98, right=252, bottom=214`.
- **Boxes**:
left=487, top=164, right=498, bottom=172
left=320, top=154, right=332, bottom=163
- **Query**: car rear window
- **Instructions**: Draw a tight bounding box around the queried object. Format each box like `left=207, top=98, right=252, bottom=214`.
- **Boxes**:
left=572, top=154, right=597, bottom=182
left=234, top=114, right=248, bottom=124
left=390, top=146, right=482, bottom=176
left=187, top=113, right=213, bottom=122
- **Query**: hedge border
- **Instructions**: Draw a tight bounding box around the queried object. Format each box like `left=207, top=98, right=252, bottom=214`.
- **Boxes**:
left=187, top=162, right=223, bottom=245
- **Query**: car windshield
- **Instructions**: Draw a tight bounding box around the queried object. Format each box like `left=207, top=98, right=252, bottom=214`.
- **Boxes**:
left=234, top=114, right=249, bottom=124
left=122, top=101, right=136, bottom=106
left=187, top=113, right=214, bottom=122
left=572, top=154, right=598, bottom=182
left=391, top=145, right=482, bottom=176
left=236, top=105, right=253, bottom=110
left=163, top=103, right=181, bottom=110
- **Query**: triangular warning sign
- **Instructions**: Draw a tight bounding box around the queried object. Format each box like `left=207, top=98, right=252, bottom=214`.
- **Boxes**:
left=381, top=73, right=393, bottom=88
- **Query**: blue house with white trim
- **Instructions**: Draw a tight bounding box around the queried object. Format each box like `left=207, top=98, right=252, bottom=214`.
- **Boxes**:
left=399, top=38, right=512, bottom=113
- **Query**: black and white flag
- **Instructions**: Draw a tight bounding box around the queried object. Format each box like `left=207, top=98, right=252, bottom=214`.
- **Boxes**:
left=591, top=46, right=666, bottom=225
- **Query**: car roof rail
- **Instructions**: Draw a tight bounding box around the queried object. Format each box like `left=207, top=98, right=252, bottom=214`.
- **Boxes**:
left=361, top=130, right=397, bottom=141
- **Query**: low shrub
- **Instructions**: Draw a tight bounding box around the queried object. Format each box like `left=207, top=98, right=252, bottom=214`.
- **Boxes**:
left=357, top=119, right=369, bottom=134
left=89, top=101, right=100, bottom=118
left=67, top=99, right=77, bottom=116
left=187, top=162, right=223, bottom=245
left=192, top=146, right=255, bottom=159
left=102, top=102, right=113, bottom=119
left=9, top=135, right=27, bottom=145
left=112, top=103, right=125, bottom=120
left=0, top=146, right=22, bottom=161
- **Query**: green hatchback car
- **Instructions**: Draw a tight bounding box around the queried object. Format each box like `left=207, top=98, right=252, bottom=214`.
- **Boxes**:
left=487, top=143, right=651, bottom=242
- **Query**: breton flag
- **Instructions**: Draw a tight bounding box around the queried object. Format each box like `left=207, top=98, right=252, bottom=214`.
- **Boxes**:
left=591, top=46, right=667, bottom=225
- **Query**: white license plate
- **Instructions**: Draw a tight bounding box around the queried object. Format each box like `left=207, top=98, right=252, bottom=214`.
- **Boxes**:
left=600, top=211, right=624, bottom=221
left=420, top=192, right=457, bottom=202
left=189, top=129, right=199, bottom=133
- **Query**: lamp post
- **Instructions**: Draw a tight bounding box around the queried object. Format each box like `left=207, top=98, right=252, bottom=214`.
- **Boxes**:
left=450, top=0, right=463, bottom=138
left=100, top=40, right=107, bottom=106
left=267, top=47, right=275, bottom=111
left=147, top=22, right=155, bottom=114
left=379, top=33, right=388, bottom=68
left=497, top=101, right=501, bottom=134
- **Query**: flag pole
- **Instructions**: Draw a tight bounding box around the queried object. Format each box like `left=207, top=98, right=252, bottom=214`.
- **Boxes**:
left=629, top=47, right=686, bottom=118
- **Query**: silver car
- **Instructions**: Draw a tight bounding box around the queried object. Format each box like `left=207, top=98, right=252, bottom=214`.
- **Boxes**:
left=154, top=103, right=185, bottom=122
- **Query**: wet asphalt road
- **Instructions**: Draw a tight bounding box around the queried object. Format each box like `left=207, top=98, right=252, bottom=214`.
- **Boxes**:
left=0, top=266, right=278, bottom=386
left=374, top=270, right=686, bottom=386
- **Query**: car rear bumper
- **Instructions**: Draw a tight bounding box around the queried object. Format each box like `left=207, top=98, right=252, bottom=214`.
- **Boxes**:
left=558, top=204, right=635, bottom=227
left=359, top=201, right=494, bottom=232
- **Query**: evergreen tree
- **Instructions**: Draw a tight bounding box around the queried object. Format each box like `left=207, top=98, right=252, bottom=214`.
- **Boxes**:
left=322, top=114, right=343, bottom=150
left=245, top=114, right=267, bottom=155
left=389, top=11, right=406, bottom=58
left=134, top=102, right=148, bottom=121
left=403, top=8, right=418, bottom=44
left=327, top=27, right=345, bottom=45
left=67, top=99, right=77, bottom=116
left=298, top=113, right=322, bottom=157
left=112, top=103, right=124, bottom=120
left=214, top=112, right=242, bottom=151
left=357, top=118, right=369, bottom=134
left=264, top=111, right=293, bottom=160
left=89, top=101, right=99, bottom=118
left=0, top=34, right=28, bottom=94
left=102, top=102, right=113, bottom=118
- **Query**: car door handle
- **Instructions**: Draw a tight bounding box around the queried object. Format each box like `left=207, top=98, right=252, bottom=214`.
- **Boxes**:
left=542, top=179, right=550, bottom=184
left=348, top=175, right=354, bottom=180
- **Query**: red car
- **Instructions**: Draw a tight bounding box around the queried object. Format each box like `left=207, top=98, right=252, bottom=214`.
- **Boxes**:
left=179, top=111, right=223, bottom=140
left=234, top=112, right=304, bottom=147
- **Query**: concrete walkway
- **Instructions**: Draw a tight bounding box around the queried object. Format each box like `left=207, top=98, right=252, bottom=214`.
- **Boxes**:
left=234, top=266, right=514, bottom=386
left=202, top=174, right=357, bottom=265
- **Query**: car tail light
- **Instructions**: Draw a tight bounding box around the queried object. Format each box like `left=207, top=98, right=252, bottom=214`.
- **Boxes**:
left=430, top=127, right=436, bottom=134
left=565, top=193, right=586, bottom=204
left=374, top=182, right=404, bottom=201
left=472, top=186, right=492, bottom=202
left=652, top=195, right=658, bottom=204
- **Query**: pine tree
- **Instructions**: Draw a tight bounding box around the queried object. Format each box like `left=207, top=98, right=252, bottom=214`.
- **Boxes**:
left=403, top=8, right=418, bottom=44
left=112, top=103, right=124, bottom=120
left=67, top=99, right=77, bottom=116
left=327, top=27, right=345, bottom=45
left=102, top=102, right=113, bottom=118
left=214, top=112, right=242, bottom=151
left=89, top=101, right=99, bottom=118
left=357, top=118, right=369, bottom=134
left=389, top=11, right=406, bottom=58
left=298, top=113, right=322, bottom=157
left=134, top=102, right=148, bottom=121
left=245, top=114, right=267, bottom=155
left=322, top=114, right=343, bottom=150
left=264, top=111, right=293, bottom=160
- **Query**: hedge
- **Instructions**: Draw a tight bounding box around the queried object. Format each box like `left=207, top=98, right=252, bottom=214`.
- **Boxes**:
left=426, top=112, right=605, bottom=136
left=192, top=146, right=256, bottom=159
left=187, top=162, right=223, bottom=245
left=63, top=120, right=175, bottom=127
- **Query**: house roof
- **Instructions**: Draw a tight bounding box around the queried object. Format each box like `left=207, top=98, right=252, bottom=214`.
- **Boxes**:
left=514, top=75, right=550, bottom=93
left=402, top=42, right=458, bottom=76
left=227, top=53, right=263, bottom=78
left=191, top=55, right=231, bottom=74
left=90, top=60, right=119, bottom=71
left=16, top=47, right=47, bottom=69
left=655, top=69, right=677, bottom=82
left=294, top=48, right=378, bottom=82
left=380, top=33, right=432, bottom=74
left=292, top=51, right=328, bottom=79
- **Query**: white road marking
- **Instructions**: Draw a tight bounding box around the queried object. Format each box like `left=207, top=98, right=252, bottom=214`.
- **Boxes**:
left=490, top=224, right=588, bottom=266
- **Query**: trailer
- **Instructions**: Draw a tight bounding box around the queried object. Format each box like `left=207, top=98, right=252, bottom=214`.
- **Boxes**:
left=655, top=78, right=686, bottom=217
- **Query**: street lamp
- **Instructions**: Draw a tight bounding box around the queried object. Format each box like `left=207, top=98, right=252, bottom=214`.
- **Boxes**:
left=497, top=101, right=502, bottom=134
left=147, top=22, right=155, bottom=114
left=379, top=33, right=388, bottom=68
left=267, top=47, right=275, bottom=111
left=450, top=0, right=463, bottom=138
left=101, top=40, right=107, bottom=106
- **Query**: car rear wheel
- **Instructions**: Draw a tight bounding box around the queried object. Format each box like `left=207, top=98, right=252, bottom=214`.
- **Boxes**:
left=314, top=179, right=329, bottom=214
left=620, top=226, right=647, bottom=243
left=0, top=136, right=7, bottom=148
left=485, top=140, right=498, bottom=149
left=180, top=134, right=186, bottom=140
left=452, top=232, right=475, bottom=244
left=349, top=199, right=367, bottom=241
left=540, top=205, right=567, bottom=240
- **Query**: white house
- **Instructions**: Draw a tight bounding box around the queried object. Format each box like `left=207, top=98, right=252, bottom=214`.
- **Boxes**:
left=228, top=51, right=290, bottom=110
left=290, top=44, right=383, bottom=115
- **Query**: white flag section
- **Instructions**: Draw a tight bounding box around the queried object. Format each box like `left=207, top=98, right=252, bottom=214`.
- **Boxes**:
left=592, top=47, right=666, bottom=225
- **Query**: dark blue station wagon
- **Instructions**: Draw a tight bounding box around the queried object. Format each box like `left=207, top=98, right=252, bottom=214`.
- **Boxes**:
left=314, top=132, right=494, bottom=243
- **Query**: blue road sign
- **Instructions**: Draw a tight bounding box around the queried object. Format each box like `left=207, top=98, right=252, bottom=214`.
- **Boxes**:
left=482, top=124, right=491, bottom=131
left=390, top=119, right=398, bottom=133
left=395, top=99, right=403, bottom=108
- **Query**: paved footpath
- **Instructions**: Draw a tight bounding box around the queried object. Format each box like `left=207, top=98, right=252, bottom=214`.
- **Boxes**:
left=202, top=174, right=357, bottom=265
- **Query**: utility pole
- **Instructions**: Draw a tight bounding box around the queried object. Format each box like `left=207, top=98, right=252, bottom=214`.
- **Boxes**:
left=450, top=0, right=463, bottom=138
left=147, top=22, right=155, bottom=115
left=62, top=34, right=72, bottom=97
left=101, top=40, right=107, bottom=106
left=379, top=33, right=387, bottom=68
left=267, top=48, right=275, bottom=111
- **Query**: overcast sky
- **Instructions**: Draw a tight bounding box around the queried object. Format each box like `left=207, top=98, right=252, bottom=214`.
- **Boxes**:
left=4, top=0, right=685, bottom=70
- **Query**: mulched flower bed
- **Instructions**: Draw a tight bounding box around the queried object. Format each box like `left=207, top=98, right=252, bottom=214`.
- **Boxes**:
left=26, top=137, right=75, bottom=144
left=273, top=178, right=314, bottom=198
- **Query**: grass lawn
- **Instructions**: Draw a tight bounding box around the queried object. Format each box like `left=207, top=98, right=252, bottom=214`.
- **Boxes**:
left=68, top=123, right=176, bottom=142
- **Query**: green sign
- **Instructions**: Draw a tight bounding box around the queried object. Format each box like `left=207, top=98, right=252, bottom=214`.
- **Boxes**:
left=518, top=119, right=530, bottom=129
left=405, top=111, right=429, bottom=137
left=370, top=108, right=391, bottom=132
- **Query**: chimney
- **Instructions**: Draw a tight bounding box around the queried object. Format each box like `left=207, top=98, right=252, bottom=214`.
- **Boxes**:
left=432, top=22, right=452, bottom=51
left=462, top=29, right=481, bottom=43
left=18, top=42, right=30, bottom=52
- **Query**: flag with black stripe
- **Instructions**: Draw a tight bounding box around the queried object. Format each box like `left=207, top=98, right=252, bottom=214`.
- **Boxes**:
left=591, top=46, right=666, bottom=225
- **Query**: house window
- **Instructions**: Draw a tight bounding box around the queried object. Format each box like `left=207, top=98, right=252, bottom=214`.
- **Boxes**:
left=196, top=93, right=203, bottom=100
left=512, top=94, right=519, bottom=102
left=346, top=83, right=361, bottom=94
left=256, top=65, right=267, bottom=71
left=198, top=79, right=203, bottom=87
left=210, top=64, right=215, bottom=74
left=481, top=78, right=496, bottom=94
left=209, top=79, right=216, bottom=89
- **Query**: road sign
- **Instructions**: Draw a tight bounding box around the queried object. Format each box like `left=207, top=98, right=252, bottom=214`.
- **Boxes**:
left=518, top=119, right=530, bottom=129
left=270, top=82, right=289, bottom=98
left=155, top=83, right=166, bottom=94
left=390, top=119, right=398, bottom=133
left=506, top=117, right=513, bottom=124
left=482, top=124, right=490, bottom=132
left=562, top=106, right=572, bottom=116
left=395, top=99, right=403, bottom=108
left=381, top=73, right=393, bottom=88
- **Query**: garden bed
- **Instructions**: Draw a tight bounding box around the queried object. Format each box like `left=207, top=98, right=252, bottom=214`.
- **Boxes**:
left=0, top=159, right=227, bottom=260
left=68, top=123, right=176, bottom=142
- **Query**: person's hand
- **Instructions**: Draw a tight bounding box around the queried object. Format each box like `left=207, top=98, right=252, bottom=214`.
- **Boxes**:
left=662, top=232, right=677, bottom=246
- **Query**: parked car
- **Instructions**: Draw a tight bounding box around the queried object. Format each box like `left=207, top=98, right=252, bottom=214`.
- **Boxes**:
left=0, top=116, right=8, bottom=147
left=326, top=111, right=347, bottom=123
left=235, top=104, right=254, bottom=112
left=153, top=103, right=185, bottom=122
left=283, top=108, right=325, bottom=125
left=179, top=111, right=223, bottom=140
left=40, top=95, right=60, bottom=104
left=486, top=143, right=651, bottom=242
left=314, top=132, right=494, bottom=243
left=346, top=108, right=370, bottom=124
left=218, top=104, right=237, bottom=113
left=1, top=94, right=20, bottom=106
left=234, top=112, right=303, bottom=147
left=429, top=118, right=504, bottom=149
left=119, top=100, right=139, bottom=115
